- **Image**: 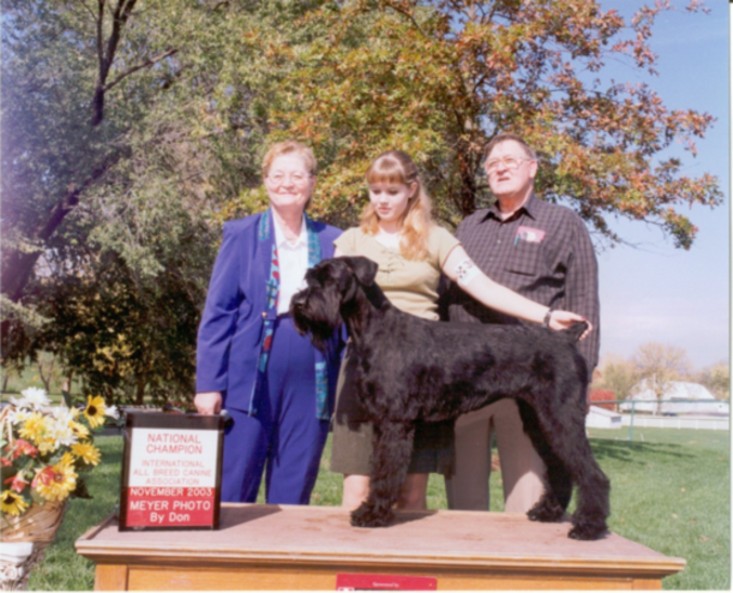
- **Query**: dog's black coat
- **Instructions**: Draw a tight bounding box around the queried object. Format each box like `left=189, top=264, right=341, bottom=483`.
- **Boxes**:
left=291, top=256, right=610, bottom=540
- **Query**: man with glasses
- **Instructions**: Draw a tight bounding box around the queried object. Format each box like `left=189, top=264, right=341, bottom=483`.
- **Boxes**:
left=443, top=133, right=600, bottom=514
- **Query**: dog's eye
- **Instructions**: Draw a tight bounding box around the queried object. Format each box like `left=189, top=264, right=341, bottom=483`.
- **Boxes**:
left=305, top=269, right=324, bottom=285
left=311, top=268, right=334, bottom=285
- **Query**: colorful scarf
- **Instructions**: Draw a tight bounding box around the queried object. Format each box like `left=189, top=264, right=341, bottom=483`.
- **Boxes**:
left=251, top=209, right=330, bottom=420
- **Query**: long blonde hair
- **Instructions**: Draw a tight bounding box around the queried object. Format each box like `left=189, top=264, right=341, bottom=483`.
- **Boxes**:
left=360, top=150, right=432, bottom=260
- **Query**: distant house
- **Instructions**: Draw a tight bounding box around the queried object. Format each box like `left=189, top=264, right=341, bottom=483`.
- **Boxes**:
left=619, top=380, right=729, bottom=416
left=588, top=388, right=617, bottom=412
left=586, top=405, right=622, bottom=429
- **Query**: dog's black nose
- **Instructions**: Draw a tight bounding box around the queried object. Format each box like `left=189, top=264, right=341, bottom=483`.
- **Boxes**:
left=289, top=290, right=308, bottom=318
left=291, top=290, right=306, bottom=307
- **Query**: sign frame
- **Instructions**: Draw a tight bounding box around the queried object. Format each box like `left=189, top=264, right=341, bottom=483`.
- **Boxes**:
left=118, top=412, right=225, bottom=531
left=335, top=573, right=437, bottom=590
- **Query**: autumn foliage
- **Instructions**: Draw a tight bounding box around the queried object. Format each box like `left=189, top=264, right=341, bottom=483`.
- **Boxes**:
left=239, top=0, right=721, bottom=247
left=0, top=0, right=723, bottom=402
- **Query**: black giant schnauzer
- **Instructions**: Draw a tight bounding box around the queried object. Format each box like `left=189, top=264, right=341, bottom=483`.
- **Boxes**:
left=291, top=256, right=609, bottom=540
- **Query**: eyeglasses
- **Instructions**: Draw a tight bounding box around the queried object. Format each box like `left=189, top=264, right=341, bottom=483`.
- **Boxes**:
left=485, top=156, right=533, bottom=174
left=267, top=172, right=312, bottom=185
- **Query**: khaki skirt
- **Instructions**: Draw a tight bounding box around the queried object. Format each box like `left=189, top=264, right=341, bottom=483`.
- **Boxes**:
left=330, top=347, right=454, bottom=476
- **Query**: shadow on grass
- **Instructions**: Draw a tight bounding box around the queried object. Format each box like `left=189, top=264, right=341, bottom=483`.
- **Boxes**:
left=590, top=438, right=695, bottom=464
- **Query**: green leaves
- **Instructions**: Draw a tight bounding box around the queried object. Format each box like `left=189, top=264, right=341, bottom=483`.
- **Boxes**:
left=1, top=0, right=722, bottom=405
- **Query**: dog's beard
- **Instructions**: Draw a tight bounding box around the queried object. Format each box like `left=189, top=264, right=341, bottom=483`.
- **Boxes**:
left=290, top=291, right=342, bottom=351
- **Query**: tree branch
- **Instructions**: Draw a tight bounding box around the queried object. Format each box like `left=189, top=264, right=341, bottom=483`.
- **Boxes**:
left=103, top=48, right=178, bottom=92
left=2, top=151, right=124, bottom=303
left=91, top=0, right=138, bottom=126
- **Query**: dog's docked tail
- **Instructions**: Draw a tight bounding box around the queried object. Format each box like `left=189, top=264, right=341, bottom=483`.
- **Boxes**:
left=562, top=321, right=589, bottom=342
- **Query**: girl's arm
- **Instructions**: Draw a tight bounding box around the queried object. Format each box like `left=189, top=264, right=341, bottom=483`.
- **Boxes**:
left=442, top=245, right=590, bottom=333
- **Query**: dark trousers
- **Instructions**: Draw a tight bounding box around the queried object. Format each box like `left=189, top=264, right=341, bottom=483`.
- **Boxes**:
left=221, top=316, right=329, bottom=504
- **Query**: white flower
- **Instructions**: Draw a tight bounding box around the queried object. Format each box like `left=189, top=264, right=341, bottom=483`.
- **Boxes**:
left=49, top=406, right=79, bottom=447
left=48, top=424, right=75, bottom=448
left=7, top=409, right=30, bottom=425
left=105, top=405, right=120, bottom=420
left=11, top=387, right=50, bottom=410
left=50, top=405, right=75, bottom=423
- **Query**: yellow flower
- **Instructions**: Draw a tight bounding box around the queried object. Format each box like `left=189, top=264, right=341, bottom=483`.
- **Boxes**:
left=70, top=420, right=90, bottom=440
left=83, top=395, right=107, bottom=429
left=1, top=490, right=29, bottom=516
left=35, top=434, right=59, bottom=455
left=71, top=442, right=101, bottom=466
left=32, top=455, right=77, bottom=502
left=18, top=412, right=50, bottom=445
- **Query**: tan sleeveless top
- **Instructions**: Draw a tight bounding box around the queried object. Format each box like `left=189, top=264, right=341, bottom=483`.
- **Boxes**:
left=334, top=226, right=460, bottom=320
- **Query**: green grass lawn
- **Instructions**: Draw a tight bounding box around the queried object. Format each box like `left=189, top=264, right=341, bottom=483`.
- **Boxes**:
left=26, top=427, right=730, bottom=590
left=587, top=427, right=730, bottom=591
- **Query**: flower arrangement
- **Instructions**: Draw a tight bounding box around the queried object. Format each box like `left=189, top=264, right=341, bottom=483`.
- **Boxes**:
left=0, top=387, right=118, bottom=518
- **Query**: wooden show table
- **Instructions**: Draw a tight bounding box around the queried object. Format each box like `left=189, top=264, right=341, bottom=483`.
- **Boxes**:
left=76, top=503, right=684, bottom=590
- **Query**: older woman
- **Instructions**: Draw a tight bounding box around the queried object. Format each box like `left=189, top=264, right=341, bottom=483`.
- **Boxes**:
left=195, top=140, right=342, bottom=504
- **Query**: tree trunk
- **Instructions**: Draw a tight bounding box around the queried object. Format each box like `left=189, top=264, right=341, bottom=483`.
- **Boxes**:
left=62, top=371, right=74, bottom=407
left=38, top=356, right=54, bottom=393
left=1, top=152, right=121, bottom=303
left=135, top=374, right=146, bottom=406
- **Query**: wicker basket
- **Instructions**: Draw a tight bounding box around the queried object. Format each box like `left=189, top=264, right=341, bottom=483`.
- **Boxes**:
left=1, top=501, right=66, bottom=544
left=1, top=502, right=66, bottom=590
left=0, top=407, right=68, bottom=544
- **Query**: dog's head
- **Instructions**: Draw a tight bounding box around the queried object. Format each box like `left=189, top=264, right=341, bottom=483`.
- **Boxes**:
left=290, top=256, right=378, bottom=349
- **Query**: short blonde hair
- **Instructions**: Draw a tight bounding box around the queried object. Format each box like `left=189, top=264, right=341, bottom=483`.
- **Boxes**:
left=261, top=140, right=317, bottom=179
left=261, top=140, right=317, bottom=209
left=360, top=150, right=432, bottom=260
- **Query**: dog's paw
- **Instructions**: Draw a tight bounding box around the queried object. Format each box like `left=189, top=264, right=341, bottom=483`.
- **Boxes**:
left=350, top=503, right=393, bottom=528
left=568, top=520, right=608, bottom=540
left=527, top=499, right=565, bottom=523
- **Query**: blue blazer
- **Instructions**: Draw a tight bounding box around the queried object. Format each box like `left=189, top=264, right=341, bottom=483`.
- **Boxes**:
left=196, top=211, right=343, bottom=417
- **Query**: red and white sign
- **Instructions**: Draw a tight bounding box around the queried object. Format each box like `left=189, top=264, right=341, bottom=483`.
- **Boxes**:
left=124, top=427, right=220, bottom=528
left=335, top=573, right=437, bottom=590
left=515, top=225, right=546, bottom=244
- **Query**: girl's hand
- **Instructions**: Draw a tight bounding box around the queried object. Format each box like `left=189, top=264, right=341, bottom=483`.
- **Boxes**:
left=548, top=310, right=592, bottom=339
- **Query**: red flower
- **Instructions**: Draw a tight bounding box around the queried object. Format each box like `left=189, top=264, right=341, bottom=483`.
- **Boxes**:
left=3, top=474, right=29, bottom=493
left=11, top=439, right=39, bottom=459
left=32, top=466, right=57, bottom=487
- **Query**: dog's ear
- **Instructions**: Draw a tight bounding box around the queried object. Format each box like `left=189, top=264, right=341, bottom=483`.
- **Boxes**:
left=344, top=256, right=378, bottom=286
left=338, top=256, right=378, bottom=304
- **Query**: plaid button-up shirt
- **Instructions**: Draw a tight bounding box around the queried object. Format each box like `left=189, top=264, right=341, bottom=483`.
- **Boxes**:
left=446, top=194, right=600, bottom=370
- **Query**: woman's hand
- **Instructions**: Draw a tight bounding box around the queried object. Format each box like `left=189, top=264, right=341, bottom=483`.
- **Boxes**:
left=547, top=310, right=593, bottom=339
left=194, top=391, right=222, bottom=415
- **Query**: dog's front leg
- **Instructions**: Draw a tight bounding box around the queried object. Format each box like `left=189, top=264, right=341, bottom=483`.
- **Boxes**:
left=351, top=420, right=415, bottom=528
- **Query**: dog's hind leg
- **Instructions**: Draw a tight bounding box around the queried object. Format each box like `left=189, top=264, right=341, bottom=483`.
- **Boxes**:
left=516, top=401, right=572, bottom=523
left=535, top=409, right=610, bottom=540
left=526, top=451, right=572, bottom=523
left=351, top=420, right=415, bottom=528
left=564, top=432, right=610, bottom=540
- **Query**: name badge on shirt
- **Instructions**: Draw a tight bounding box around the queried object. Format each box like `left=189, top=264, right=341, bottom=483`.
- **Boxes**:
left=514, top=225, right=546, bottom=246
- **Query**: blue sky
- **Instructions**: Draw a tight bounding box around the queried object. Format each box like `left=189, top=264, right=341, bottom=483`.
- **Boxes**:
left=593, top=1, right=730, bottom=369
